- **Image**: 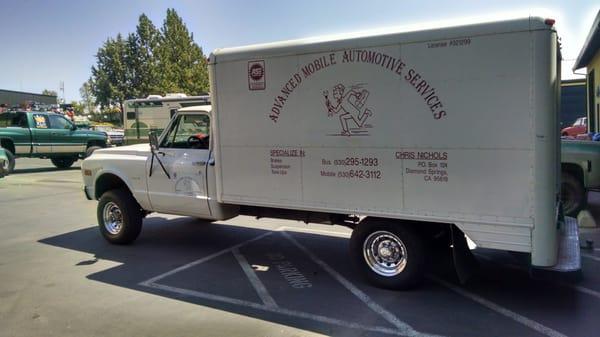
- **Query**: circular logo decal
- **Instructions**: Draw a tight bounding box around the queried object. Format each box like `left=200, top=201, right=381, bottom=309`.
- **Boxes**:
left=249, top=63, right=265, bottom=81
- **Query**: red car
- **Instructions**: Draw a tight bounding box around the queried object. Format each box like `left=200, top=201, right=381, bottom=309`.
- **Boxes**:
left=561, top=117, right=587, bottom=137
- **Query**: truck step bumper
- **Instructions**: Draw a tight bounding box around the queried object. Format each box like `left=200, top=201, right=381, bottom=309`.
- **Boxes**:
left=531, top=216, right=582, bottom=281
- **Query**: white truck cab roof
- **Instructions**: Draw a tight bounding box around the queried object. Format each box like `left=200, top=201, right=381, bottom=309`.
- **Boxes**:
left=177, top=105, right=212, bottom=114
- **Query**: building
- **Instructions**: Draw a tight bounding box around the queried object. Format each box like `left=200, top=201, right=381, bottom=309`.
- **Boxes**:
left=0, top=89, right=57, bottom=109
left=560, top=79, right=587, bottom=128
left=573, top=10, right=600, bottom=133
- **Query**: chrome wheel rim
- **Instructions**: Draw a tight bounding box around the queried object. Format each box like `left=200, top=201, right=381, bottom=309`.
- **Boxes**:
left=363, top=230, right=407, bottom=276
left=103, top=201, right=123, bottom=235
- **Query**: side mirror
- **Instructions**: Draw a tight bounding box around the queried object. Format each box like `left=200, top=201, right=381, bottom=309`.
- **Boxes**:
left=71, top=124, right=77, bottom=131
left=149, top=132, right=159, bottom=152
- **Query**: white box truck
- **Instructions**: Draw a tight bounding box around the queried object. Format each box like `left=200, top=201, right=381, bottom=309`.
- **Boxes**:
left=82, top=16, right=580, bottom=289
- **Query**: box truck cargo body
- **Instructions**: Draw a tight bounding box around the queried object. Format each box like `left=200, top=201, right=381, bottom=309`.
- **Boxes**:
left=83, top=17, right=580, bottom=289
left=210, top=16, right=568, bottom=268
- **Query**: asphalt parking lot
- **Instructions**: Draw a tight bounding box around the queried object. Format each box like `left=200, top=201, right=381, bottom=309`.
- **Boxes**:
left=2, top=158, right=600, bottom=337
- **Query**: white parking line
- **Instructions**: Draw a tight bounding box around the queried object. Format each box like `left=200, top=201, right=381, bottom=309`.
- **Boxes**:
left=431, top=277, right=568, bottom=337
left=280, top=230, right=437, bottom=337
left=139, top=232, right=273, bottom=286
left=139, top=228, right=442, bottom=337
left=144, top=282, right=407, bottom=336
left=581, top=253, right=600, bottom=262
left=232, top=248, right=278, bottom=309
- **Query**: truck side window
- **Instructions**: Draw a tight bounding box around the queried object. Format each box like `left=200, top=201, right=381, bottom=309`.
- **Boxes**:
left=32, top=114, right=49, bottom=129
left=161, top=114, right=210, bottom=150
left=49, top=115, right=73, bottom=129
left=126, top=112, right=136, bottom=120
left=15, top=113, right=28, bottom=128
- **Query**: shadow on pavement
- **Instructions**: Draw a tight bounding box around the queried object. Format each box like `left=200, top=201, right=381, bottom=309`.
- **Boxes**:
left=39, top=216, right=600, bottom=337
left=12, top=165, right=81, bottom=174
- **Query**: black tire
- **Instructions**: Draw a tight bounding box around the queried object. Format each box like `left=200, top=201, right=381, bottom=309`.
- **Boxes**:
left=350, top=219, right=426, bottom=290
left=86, top=146, right=102, bottom=158
left=4, top=148, right=15, bottom=173
left=561, top=171, right=586, bottom=216
left=50, top=157, right=76, bottom=169
left=97, top=188, right=143, bottom=244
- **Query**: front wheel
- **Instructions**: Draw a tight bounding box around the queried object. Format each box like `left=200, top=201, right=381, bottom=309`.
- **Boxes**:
left=97, top=189, right=143, bottom=244
left=350, top=219, right=426, bottom=289
left=51, top=157, right=76, bottom=169
left=4, top=148, right=15, bottom=173
left=86, top=146, right=102, bottom=158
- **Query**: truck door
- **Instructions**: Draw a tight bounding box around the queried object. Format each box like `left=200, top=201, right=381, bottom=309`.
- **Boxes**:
left=30, top=113, right=52, bottom=154
left=48, top=114, right=85, bottom=154
left=146, top=112, right=211, bottom=217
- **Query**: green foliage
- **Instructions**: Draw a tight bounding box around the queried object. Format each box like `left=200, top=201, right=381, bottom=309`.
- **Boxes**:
left=42, top=89, right=57, bottom=97
left=88, top=9, right=208, bottom=110
left=91, top=34, right=128, bottom=108
left=156, top=9, right=209, bottom=95
left=69, top=101, right=85, bottom=115
left=79, top=79, right=95, bottom=113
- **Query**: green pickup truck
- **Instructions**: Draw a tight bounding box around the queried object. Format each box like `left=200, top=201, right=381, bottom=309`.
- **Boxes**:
left=0, top=111, right=107, bottom=172
left=561, top=139, right=600, bottom=215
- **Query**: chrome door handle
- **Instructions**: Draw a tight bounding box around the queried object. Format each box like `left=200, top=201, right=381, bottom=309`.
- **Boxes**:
left=192, top=161, right=206, bottom=166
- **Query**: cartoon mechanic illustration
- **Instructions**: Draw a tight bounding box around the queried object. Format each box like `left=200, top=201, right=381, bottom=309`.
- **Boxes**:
left=323, top=83, right=372, bottom=136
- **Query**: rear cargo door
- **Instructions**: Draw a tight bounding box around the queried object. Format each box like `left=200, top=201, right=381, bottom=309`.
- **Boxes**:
left=146, top=113, right=211, bottom=217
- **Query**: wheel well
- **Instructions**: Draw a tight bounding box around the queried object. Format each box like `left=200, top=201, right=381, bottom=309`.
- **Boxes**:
left=561, top=163, right=584, bottom=184
left=0, top=138, right=15, bottom=154
left=95, top=173, right=129, bottom=199
left=360, top=217, right=452, bottom=242
left=87, top=140, right=106, bottom=149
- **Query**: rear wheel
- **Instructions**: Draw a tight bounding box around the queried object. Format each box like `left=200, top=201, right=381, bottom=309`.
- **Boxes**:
left=51, top=157, right=76, bottom=169
left=350, top=219, right=426, bottom=289
left=97, top=189, right=143, bottom=244
left=561, top=171, right=586, bottom=216
left=4, top=148, right=15, bottom=173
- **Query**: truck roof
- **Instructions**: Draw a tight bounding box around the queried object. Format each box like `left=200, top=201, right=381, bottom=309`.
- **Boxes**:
left=210, top=16, right=554, bottom=63
left=125, top=95, right=210, bottom=104
left=177, top=105, right=213, bottom=113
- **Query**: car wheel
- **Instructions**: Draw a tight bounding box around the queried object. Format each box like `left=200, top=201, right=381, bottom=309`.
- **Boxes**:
left=4, top=148, right=15, bottom=173
left=350, top=218, right=426, bottom=289
left=86, top=146, right=102, bottom=158
left=561, top=171, right=586, bottom=216
left=50, top=157, right=76, bottom=169
left=97, top=189, right=143, bottom=244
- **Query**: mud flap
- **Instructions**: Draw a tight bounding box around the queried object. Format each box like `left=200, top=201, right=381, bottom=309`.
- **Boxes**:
left=451, top=225, right=479, bottom=284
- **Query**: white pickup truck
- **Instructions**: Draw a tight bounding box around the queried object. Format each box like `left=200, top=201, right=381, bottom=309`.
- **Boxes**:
left=82, top=16, right=580, bottom=289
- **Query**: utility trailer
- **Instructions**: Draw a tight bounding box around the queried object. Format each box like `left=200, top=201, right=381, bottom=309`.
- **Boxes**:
left=83, top=16, right=580, bottom=289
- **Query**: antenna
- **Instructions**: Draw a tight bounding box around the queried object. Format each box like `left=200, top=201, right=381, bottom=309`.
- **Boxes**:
left=59, top=81, right=65, bottom=104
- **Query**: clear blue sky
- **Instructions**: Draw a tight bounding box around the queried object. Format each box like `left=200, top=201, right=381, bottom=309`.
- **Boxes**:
left=0, top=0, right=597, bottom=101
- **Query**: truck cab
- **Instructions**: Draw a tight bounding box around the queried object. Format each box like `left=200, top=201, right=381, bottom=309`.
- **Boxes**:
left=83, top=106, right=237, bottom=230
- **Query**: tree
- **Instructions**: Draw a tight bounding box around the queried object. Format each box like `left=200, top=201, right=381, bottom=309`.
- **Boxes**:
left=70, top=101, right=85, bottom=115
left=91, top=34, right=130, bottom=111
left=80, top=79, right=95, bottom=113
left=156, top=9, right=209, bottom=95
left=42, top=89, right=57, bottom=97
left=126, top=14, right=161, bottom=98
left=87, top=9, right=209, bottom=110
